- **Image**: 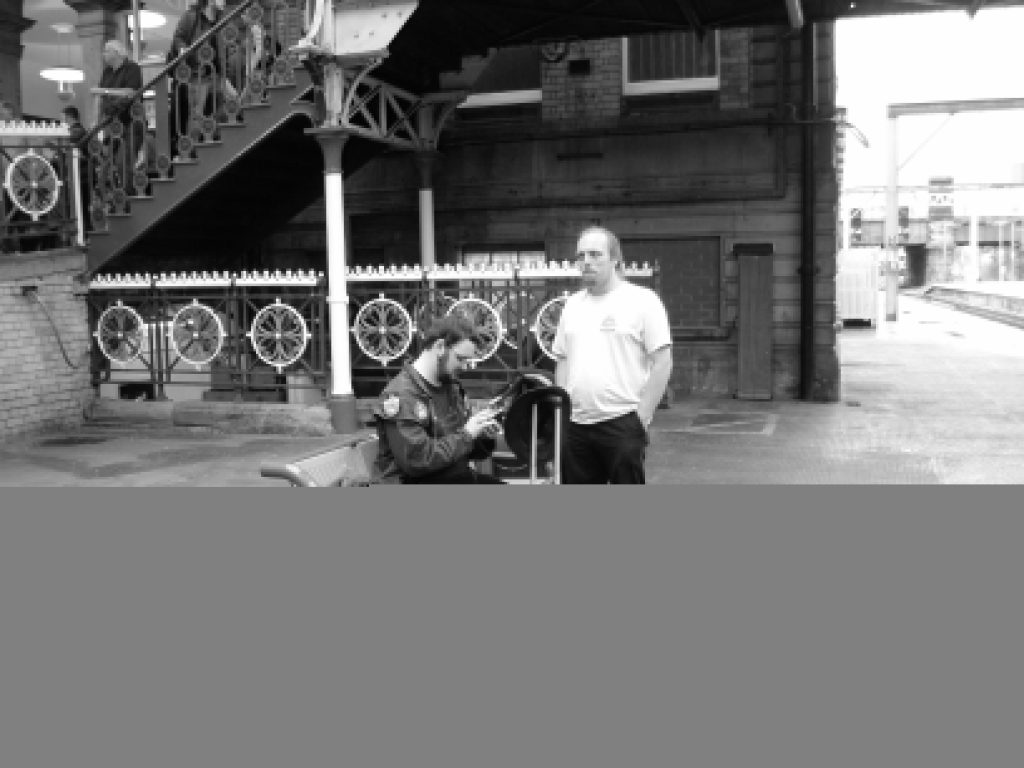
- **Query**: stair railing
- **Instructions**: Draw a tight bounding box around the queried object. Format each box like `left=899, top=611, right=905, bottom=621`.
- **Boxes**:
left=81, top=0, right=302, bottom=233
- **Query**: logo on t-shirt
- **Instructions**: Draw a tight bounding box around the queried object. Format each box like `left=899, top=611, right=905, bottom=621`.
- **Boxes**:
left=600, top=315, right=617, bottom=332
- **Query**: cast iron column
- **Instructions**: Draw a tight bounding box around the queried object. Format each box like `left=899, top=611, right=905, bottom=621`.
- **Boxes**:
left=313, top=130, right=360, bottom=434
left=414, top=150, right=439, bottom=268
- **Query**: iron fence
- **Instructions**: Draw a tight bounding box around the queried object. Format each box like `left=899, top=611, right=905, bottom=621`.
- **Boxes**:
left=88, top=263, right=658, bottom=401
left=1, top=127, right=81, bottom=252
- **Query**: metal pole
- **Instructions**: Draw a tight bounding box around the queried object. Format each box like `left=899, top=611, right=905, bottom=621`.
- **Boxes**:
left=72, top=148, right=86, bottom=247
left=415, top=151, right=437, bottom=269
left=530, top=403, right=538, bottom=485
left=885, top=115, right=899, bottom=320
left=799, top=21, right=817, bottom=398
left=314, top=131, right=359, bottom=432
left=131, top=0, right=142, bottom=63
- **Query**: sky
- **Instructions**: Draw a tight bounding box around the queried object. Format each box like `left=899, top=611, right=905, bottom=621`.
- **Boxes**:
left=836, top=7, right=1024, bottom=189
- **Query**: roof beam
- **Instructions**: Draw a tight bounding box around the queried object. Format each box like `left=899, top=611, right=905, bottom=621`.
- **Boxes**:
left=669, top=0, right=706, bottom=38
left=888, top=98, right=1024, bottom=118
left=785, top=0, right=804, bottom=29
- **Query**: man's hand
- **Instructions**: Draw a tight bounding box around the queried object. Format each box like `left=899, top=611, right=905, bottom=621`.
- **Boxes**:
left=636, top=406, right=654, bottom=431
left=463, top=408, right=500, bottom=439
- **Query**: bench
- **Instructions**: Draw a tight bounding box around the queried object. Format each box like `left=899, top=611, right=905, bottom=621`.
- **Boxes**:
left=259, top=433, right=380, bottom=487
left=259, top=434, right=549, bottom=486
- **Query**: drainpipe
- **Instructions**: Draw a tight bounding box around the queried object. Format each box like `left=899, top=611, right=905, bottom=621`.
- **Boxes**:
left=799, top=22, right=817, bottom=399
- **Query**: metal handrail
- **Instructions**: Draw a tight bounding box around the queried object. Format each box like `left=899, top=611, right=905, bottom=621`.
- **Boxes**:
left=82, top=0, right=259, bottom=147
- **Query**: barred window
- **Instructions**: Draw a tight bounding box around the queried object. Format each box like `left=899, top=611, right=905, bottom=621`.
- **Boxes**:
left=623, top=31, right=720, bottom=95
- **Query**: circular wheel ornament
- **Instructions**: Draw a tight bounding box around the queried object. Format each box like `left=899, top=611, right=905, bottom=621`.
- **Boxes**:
left=176, top=135, right=195, bottom=157
left=155, top=154, right=172, bottom=175
left=247, top=299, right=310, bottom=373
left=133, top=170, right=149, bottom=193
left=175, top=62, right=193, bottom=81
left=94, top=302, right=145, bottom=364
left=3, top=151, right=61, bottom=220
left=244, top=4, right=265, bottom=24
left=446, top=297, right=503, bottom=363
left=494, top=291, right=528, bottom=350
left=197, top=43, right=215, bottom=66
left=169, top=300, right=224, bottom=368
left=352, top=297, right=413, bottom=366
left=531, top=295, right=567, bottom=361
left=90, top=199, right=107, bottom=227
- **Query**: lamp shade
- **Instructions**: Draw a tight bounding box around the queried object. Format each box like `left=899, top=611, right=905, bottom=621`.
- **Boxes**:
left=40, top=67, right=85, bottom=83
left=127, top=11, right=167, bottom=30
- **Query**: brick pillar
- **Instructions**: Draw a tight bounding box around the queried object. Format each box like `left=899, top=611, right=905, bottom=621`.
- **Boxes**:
left=0, top=0, right=32, bottom=111
left=718, top=29, right=751, bottom=111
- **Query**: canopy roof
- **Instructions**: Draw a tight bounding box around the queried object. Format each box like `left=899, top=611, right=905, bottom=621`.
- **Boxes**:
left=383, top=0, right=1024, bottom=91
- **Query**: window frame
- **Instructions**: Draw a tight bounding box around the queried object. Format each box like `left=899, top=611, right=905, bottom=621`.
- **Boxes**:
left=621, top=31, right=721, bottom=97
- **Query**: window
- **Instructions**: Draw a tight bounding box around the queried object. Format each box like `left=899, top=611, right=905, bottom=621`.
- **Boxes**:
left=460, top=45, right=542, bottom=109
left=623, top=31, right=719, bottom=96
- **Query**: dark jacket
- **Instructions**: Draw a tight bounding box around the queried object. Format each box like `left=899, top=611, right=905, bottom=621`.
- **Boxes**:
left=170, top=7, right=227, bottom=73
left=98, top=60, right=142, bottom=124
left=371, top=363, right=496, bottom=484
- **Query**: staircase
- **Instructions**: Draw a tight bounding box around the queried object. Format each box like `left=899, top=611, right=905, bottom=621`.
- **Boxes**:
left=87, top=67, right=384, bottom=277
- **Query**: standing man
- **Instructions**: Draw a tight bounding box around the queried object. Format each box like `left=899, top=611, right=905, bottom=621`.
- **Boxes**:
left=371, top=315, right=504, bottom=484
left=552, top=225, right=673, bottom=484
left=98, top=39, right=143, bottom=196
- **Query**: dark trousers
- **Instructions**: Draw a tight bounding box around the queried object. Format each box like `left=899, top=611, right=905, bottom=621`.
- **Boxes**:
left=403, top=462, right=505, bottom=485
left=562, top=412, right=648, bottom=484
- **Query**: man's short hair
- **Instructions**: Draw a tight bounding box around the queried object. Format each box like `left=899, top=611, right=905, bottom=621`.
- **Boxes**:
left=421, top=314, right=479, bottom=349
left=578, top=225, right=622, bottom=264
left=62, top=106, right=81, bottom=121
left=104, top=39, right=127, bottom=56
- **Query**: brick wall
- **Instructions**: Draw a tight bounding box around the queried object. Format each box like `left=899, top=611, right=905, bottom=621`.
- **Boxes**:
left=0, top=248, right=93, bottom=441
left=542, top=40, right=623, bottom=126
left=719, top=29, right=752, bottom=110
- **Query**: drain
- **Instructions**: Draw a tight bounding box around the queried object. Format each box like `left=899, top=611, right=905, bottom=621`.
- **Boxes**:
left=37, top=436, right=110, bottom=447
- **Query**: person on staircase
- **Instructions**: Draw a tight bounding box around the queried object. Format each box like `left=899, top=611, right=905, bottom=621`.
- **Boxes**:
left=168, top=0, right=239, bottom=157
left=98, top=39, right=144, bottom=197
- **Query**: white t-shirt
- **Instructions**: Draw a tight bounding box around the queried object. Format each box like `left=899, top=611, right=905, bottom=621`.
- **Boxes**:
left=551, top=281, right=672, bottom=425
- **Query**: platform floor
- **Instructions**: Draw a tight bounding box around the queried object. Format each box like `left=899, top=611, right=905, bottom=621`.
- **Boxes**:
left=4, top=291, right=1024, bottom=485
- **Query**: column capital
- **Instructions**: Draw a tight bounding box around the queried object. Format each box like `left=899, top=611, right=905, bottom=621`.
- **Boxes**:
left=309, top=128, right=351, bottom=174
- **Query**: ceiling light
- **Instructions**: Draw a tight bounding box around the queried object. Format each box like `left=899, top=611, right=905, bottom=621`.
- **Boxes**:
left=127, top=11, right=167, bottom=30
left=40, top=67, right=85, bottom=83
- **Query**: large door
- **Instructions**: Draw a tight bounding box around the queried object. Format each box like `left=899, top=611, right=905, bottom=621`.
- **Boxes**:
left=736, top=243, right=773, bottom=400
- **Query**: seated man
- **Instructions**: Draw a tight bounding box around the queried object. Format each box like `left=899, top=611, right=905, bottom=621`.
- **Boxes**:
left=371, top=315, right=504, bottom=484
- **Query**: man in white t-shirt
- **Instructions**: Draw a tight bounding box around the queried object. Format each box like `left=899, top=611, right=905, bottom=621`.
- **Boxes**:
left=551, top=226, right=673, bottom=483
